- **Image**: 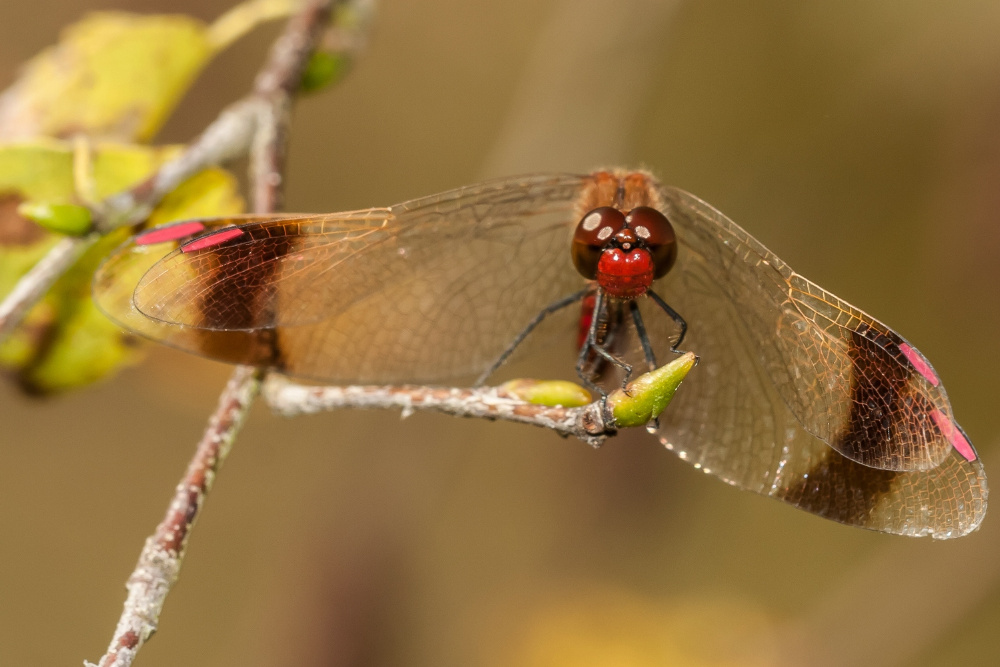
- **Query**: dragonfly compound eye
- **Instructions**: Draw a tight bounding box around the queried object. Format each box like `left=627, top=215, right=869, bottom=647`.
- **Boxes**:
left=626, top=206, right=677, bottom=279
left=572, top=207, right=626, bottom=279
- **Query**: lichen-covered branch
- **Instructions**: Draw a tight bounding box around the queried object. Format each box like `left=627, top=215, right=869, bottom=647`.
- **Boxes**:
left=97, top=98, right=261, bottom=232
left=0, top=236, right=87, bottom=341
left=86, top=2, right=335, bottom=665
left=263, top=354, right=698, bottom=449
left=86, top=366, right=264, bottom=667
left=264, top=377, right=613, bottom=448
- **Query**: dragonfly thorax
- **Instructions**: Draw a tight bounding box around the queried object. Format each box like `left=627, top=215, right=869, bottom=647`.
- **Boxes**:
left=571, top=205, right=677, bottom=299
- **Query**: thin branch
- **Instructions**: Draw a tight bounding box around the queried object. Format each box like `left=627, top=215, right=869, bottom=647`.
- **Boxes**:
left=0, top=98, right=259, bottom=348
left=96, top=98, right=261, bottom=233
left=264, top=376, right=612, bottom=448
left=263, top=353, right=698, bottom=449
left=0, top=7, right=321, bottom=345
left=250, top=95, right=291, bottom=212
left=86, top=366, right=265, bottom=667
left=253, top=0, right=333, bottom=99
left=249, top=0, right=331, bottom=212
left=87, top=1, right=335, bottom=665
left=0, top=0, right=344, bottom=347
left=0, top=236, right=88, bottom=341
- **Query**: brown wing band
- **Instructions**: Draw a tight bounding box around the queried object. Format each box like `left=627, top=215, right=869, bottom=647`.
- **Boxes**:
left=192, top=227, right=294, bottom=371
left=777, top=323, right=931, bottom=524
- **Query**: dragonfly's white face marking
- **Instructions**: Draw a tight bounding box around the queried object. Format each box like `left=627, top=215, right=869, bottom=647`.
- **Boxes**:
left=634, top=225, right=651, bottom=239
left=596, top=226, right=614, bottom=241
left=581, top=211, right=603, bottom=232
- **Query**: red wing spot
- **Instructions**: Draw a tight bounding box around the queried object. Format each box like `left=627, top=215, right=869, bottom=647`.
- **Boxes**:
left=930, top=409, right=976, bottom=462
left=181, top=227, right=246, bottom=253
left=136, top=221, right=206, bottom=246
left=899, top=342, right=940, bottom=387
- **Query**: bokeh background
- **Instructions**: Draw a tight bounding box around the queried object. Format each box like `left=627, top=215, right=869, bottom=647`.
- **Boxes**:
left=2, top=1, right=1000, bottom=665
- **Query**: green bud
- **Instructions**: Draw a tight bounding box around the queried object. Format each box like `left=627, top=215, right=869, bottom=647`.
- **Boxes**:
left=500, top=379, right=592, bottom=408
left=611, top=352, right=696, bottom=428
left=17, top=202, right=92, bottom=236
left=300, top=51, right=349, bottom=93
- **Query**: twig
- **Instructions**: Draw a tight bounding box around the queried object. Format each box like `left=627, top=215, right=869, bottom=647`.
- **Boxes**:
left=96, top=98, right=261, bottom=232
left=0, top=102, right=259, bottom=349
left=87, top=2, right=334, bottom=665
left=264, top=376, right=613, bottom=447
left=249, top=0, right=332, bottom=212
left=0, top=0, right=358, bottom=345
left=86, top=366, right=264, bottom=667
left=0, top=0, right=343, bottom=347
left=0, top=236, right=88, bottom=341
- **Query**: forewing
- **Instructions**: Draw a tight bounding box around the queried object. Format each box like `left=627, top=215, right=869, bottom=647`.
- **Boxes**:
left=643, top=185, right=985, bottom=536
left=95, top=174, right=593, bottom=383
left=657, top=186, right=965, bottom=472
left=94, top=215, right=309, bottom=369
left=132, top=210, right=395, bottom=329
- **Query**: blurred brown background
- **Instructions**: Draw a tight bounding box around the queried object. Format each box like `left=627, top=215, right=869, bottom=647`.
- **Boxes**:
left=3, top=1, right=1000, bottom=665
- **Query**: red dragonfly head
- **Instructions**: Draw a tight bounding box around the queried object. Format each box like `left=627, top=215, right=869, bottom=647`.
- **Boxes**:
left=571, top=205, right=677, bottom=298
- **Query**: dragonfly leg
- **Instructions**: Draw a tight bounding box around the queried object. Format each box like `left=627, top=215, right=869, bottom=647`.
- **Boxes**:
left=475, top=287, right=589, bottom=386
left=590, top=342, right=633, bottom=387
left=576, top=290, right=632, bottom=400
left=629, top=300, right=657, bottom=372
left=576, top=289, right=608, bottom=400
left=646, top=289, right=688, bottom=353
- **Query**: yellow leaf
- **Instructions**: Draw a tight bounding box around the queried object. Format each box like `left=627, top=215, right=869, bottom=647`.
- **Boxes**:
left=147, top=168, right=245, bottom=228
left=0, top=139, right=244, bottom=394
left=0, top=14, right=212, bottom=142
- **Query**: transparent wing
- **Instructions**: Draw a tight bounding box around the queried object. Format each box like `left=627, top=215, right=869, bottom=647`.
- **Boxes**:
left=95, top=174, right=593, bottom=383
left=133, top=211, right=397, bottom=330
left=94, top=173, right=987, bottom=536
left=644, top=185, right=985, bottom=536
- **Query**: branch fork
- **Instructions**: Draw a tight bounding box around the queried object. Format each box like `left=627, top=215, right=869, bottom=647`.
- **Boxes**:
left=0, top=2, right=696, bottom=663
left=82, top=2, right=337, bottom=665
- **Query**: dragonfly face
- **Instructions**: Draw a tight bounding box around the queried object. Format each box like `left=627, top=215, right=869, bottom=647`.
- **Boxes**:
left=571, top=206, right=677, bottom=297
left=93, top=169, right=987, bottom=538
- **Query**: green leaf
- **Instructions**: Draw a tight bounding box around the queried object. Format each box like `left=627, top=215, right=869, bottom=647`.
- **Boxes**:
left=610, top=352, right=697, bottom=428
left=146, top=167, right=244, bottom=228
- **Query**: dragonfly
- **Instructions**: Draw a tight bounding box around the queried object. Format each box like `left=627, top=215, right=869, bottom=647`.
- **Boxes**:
left=93, top=170, right=987, bottom=539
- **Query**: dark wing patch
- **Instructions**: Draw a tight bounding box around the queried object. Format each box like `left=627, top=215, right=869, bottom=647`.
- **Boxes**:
left=647, top=183, right=986, bottom=537
left=94, top=174, right=594, bottom=383
left=656, top=185, right=956, bottom=472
